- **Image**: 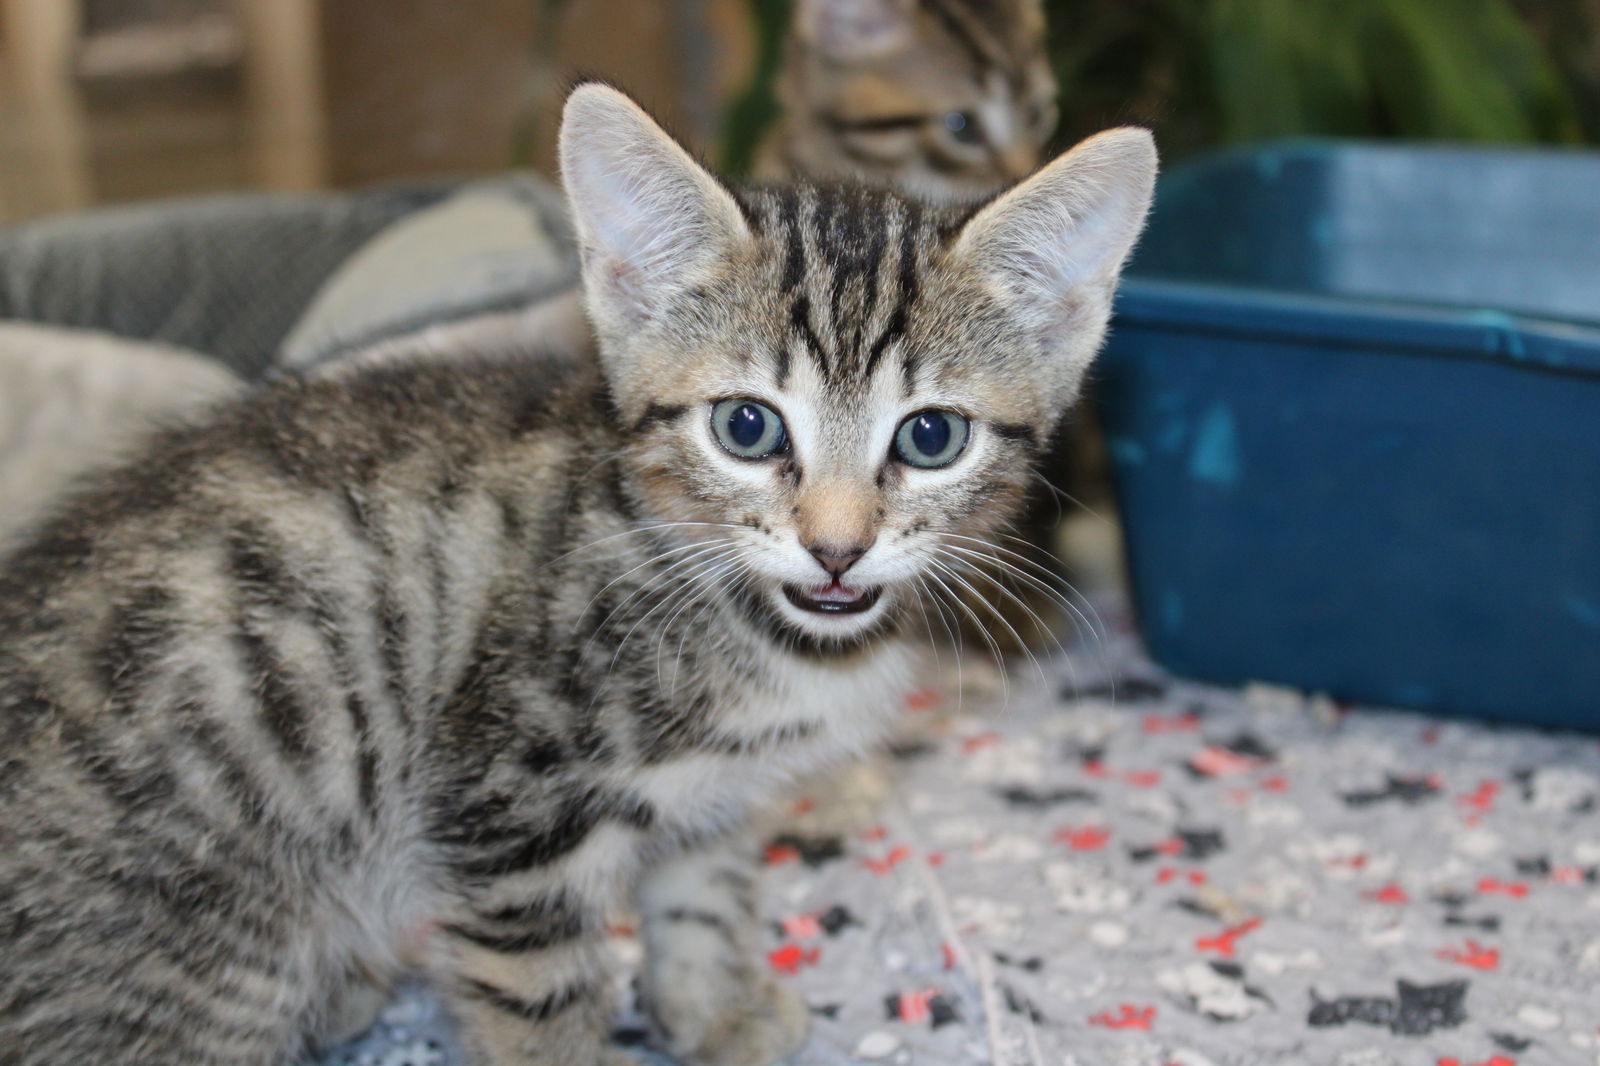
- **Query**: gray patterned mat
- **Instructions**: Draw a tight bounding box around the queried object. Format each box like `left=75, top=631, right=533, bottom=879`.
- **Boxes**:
left=317, top=602, right=1600, bottom=1066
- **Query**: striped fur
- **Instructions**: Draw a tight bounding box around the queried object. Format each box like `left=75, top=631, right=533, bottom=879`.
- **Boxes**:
left=0, top=86, right=1153, bottom=1066
left=757, top=0, right=1057, bottom=201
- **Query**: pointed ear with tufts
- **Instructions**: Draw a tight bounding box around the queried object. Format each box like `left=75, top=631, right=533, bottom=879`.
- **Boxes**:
left=949, top=127, right=1158, bottom=390
left=558, top=84, right=751, bottom=342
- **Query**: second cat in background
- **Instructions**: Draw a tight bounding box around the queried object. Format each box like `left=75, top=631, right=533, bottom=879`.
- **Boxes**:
left=757, top=0, right=1058, bottom=201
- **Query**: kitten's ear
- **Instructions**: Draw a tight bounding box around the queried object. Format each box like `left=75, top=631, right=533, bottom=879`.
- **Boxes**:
left=951, top=127, right=1158, bottom=384
left=559, top=84, right=750, bottom=335
left=795, top=0, right=914, bottom=61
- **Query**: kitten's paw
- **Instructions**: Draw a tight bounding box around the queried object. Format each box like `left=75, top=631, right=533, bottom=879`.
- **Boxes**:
left=310, top=974, right=389, bottom=1051
left=649, top=974, right=808, bottom=1066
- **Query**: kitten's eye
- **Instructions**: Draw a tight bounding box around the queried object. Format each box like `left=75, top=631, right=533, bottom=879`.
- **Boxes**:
left=711, top=398, right=787, bottom=459
left=941, top=111, right=984, bottom=146
left=894, top=410, right=969, bottom=468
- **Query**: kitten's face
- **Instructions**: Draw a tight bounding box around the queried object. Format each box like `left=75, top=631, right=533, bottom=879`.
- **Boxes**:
left=612, top=210, right=1041, bottom=647
left=560, top=86, right=1156, bottom=652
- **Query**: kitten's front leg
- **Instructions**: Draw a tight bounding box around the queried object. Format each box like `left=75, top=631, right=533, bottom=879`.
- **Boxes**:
left=637, top=836, right=808, bottom=1066
left=434, top=892, right=631, bottom=1066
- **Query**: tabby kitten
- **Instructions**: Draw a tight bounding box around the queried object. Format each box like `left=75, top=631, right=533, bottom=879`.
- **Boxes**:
left=0, top=85, right=1154, bottom=1066
left=755, top=0, right=1058, bottom=201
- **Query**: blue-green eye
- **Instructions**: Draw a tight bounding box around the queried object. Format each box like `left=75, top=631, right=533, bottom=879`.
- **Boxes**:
left=942, top=111, right=983, bottom=146
left=894, top=410, right=969, bottom=468
left=711, top=398, right=787, bottom=459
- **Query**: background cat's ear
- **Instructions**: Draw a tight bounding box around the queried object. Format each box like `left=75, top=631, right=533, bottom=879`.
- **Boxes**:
left=559, top=83, right=750, bottom=335
left=794, top=0, right=915, bottom=61
left=951, top=127, right=1157, bottom=384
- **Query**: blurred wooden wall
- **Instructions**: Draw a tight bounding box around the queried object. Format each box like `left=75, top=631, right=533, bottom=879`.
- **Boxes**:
left=0, top=0, right=753, bottom=222
left=315, top=0, right=752, bottom=184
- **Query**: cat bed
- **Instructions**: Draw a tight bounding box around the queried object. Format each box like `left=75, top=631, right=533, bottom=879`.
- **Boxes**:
left=277, top=175, right=577, bottom=370
left=316, top=596, right=1600, bottom=1066
left=0, top=173, right=577, bottom=381
left=0, top=184, right=456, bottom=379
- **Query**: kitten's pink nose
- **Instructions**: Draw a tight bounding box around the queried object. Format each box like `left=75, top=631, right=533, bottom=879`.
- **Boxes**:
left=808, top=541, right=871, bottom=577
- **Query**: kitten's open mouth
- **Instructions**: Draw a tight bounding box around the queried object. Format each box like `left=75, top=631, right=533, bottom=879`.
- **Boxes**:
left=783, top=580, right=881, bottom=615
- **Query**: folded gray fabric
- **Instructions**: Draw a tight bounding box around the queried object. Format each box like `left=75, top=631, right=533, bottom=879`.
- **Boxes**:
left=0, top=182, right=458, bottom=379
left=278, top=175, right=579, bottom=371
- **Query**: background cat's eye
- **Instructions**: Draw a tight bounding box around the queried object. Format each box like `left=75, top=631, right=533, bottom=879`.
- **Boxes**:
left=894, top=410, right=969, bottom=468
left=711, top=399, right=787, bottom=459
left=941, top=111, right=984, bottom=147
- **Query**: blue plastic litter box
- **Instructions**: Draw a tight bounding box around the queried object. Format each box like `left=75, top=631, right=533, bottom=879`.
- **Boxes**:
left=1095, top=140, right=1600, bottom=731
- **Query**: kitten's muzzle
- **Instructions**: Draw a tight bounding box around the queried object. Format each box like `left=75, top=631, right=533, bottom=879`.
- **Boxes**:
left=783, top=580, right=881, bottom=615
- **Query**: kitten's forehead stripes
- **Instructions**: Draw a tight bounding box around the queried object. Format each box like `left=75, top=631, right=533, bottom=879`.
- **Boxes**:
left=737, top=184, right=941, bottom=394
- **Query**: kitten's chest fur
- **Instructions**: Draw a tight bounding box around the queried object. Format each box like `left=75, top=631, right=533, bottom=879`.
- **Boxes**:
left=624, top=645, right=915, bottom=827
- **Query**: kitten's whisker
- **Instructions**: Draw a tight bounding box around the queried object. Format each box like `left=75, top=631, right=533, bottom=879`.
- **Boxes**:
left=927, top=554, right=1049, bottom=693
left=578, top=539, right=736, bottom=642
left=933, top=549, right=1066, bottom=664
left=1029, top=469, right=1108, bottom=524
left=934, top=540, right=1101, bottom=700
left=912, top=573, right=965, bottom=717
left=601, top=547, right=742, bottom=676
left=934, top=547, right=1086, bottom=703
left=985, top=529, right=1113, bottom=641
left=938, top=530, right=1112, bottom=647
left=578, top=542, right=733, bottom=671
left=664, top=557, right=750, bottom=697
left=908, top=582, right=945, bottom=682
left=921, top=565, right=1010, bottom=713
left=936, top=530, right=1093, bottom=607
left=654, top=558, right=740, bottom=694
left=935, top=541, right=1086, bottom=642
left=545, top=521, right=745, bottom=568
left=935, top=540, right=1078, bottom=623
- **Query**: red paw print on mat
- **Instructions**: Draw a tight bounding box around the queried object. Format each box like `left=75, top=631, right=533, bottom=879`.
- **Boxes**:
left=862, top=845, right=912, bottom=875
left=1053, top=825, right=1112, bottom=851
left=1364, top=882, right=1409, bottom=904
left=961, top=732, right=1001, bottom=754
left=767, top=943, right=821, bottom=975
left=1188, top=746, right=1261, bottom=777
left=1458, top=781, right=1501, bottom=824
left=1196, top=917, right=1262, bottom=957
left=1089, top=1004, right=1156, bottom=1030
left=764, top=843, right=800, bottom=865
left=1436, top=940, right=1499, bottom=970
left=890, top=989, right=939, bottom=1024
left=1438, top=1057, right=1515, bottom=1066
left=780, top=914, right=822, bottom=940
